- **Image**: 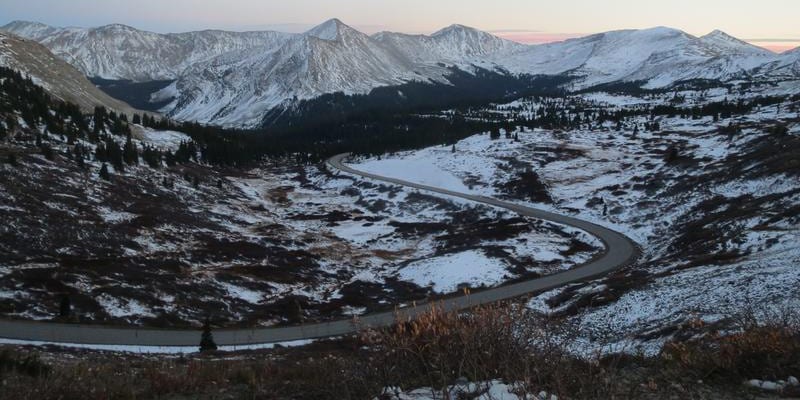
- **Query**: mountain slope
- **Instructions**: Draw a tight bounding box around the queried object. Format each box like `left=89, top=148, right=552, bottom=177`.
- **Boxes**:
left=164, top=19, right=432, bottom=126
left=756, top=46, right=800, bottom=79
left=373, top=24, right=523, bottom=68
left=501, top=27, right=781, bottom=88
left=161, top=24, right=796, bottom=126
left=0, top=31, right=137, bottom=114
left=4, top=20, right=798, bottom=127
left=2, top=20, right=293, bottom=81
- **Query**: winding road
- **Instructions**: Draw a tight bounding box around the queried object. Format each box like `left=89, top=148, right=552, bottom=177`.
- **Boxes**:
left=0, top=153, right=639, bottom=349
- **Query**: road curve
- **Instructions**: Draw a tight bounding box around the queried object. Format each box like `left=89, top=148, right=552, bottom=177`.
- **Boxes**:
left=0, top=153, right=639, bottom=349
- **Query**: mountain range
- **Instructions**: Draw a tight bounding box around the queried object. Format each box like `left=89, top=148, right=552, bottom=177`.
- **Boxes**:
left=2, top=19, right=799, bottom=127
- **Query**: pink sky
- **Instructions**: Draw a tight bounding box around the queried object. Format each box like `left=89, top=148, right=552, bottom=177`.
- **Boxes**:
left=2, top=0, right=799, bottom=53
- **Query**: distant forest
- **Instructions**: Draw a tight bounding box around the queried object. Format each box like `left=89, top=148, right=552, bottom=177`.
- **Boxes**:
left=6, top=65, right=798, bottom=170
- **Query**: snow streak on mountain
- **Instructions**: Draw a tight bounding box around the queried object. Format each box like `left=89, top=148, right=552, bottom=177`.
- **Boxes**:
left=3, top=19, right=800, bottom=127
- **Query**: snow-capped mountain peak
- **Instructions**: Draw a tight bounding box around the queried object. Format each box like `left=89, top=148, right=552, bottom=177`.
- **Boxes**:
left=97, top=23, right=139, bottom=32
left=702, top=29, right=738, bottom=41
left=430, top=23, right=520, bottom=52
left=431, top=24, right=478, bottom=37
left=3, top=20, right=799, bottom=128
left=700, top=29, right=773, bottom=55
left=1, top=20, right=61, bottom=40
left=305, top=18, right=350, bottom=41
left=1, top=20, right=294, bottom=81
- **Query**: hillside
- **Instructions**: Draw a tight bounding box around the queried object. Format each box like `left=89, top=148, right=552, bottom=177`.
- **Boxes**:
left=351, top=84, right=800, bottom=352
left=0, top=31, right=137, bottom=114
left=0, top=69, right=597, bottom=327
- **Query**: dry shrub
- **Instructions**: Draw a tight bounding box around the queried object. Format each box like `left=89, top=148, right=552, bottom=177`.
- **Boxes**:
left=19, top=303, right=800, bottom=399
left=661, top=307, right=800, bottom=381
left=0, top=349, right=50, bottom=378
left=360, top=302, right=632, bottom=399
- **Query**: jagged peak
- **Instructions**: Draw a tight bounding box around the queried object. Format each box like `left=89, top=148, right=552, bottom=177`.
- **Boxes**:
left=701, top=29, right=749, bottom=44
left=305, top=18, right=357, bottom=41
left=431, top=24, right=485, bottom=38
left=700, top=29, right=773, bottom=54
left=1, top=20, right=59, bottom=38
left=94, top=23, right=141, bottom=33
left=704, top=29, right=734, bottom=38
left=633, top=26, right=689, bottom=38
left=2, top=20, right=52, bottom=29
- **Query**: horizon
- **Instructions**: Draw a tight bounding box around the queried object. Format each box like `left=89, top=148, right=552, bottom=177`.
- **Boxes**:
left=3, top=17, right=799, bottom=55
left=1, top=0, right=799, bottom=53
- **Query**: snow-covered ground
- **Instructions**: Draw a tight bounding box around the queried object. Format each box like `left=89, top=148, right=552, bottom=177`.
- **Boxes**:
left=379, top=380, right=540, bottom=400
left=0, top=338, right=313, bottom=354
left=396, top=250, right=509, bottom=293
left=357, top=155, right=471, bottom=193
left=352, top=88, right=800, bottom=352
left=0, top=121, right=598, bottom=327
left=135, top=127, right=191, bottom=151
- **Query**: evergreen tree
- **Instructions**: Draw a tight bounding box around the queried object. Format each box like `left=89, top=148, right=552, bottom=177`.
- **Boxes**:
left=490, top=127, right=501, bottom=140
left=769, top=124, right=789, bottom=136
left=7, top=153, right=18, bottom=167
left=105, top=138, right=124, bottom=172
left=40, top=143, right=54, bottom=161
left=123, top=134, right=139, bottom=165
left=99, top=163, right=111, bottom=181
left=93, top=106, right=106, bottom=136
left=199, top=318, right=218, bottom=352
left=73, top=145, right=85, bottom=168
left=59, top=295, right=71, bottom=318
left=664, top=146, right=680, bottom=163
left=142, top=146, right=161, bottom=168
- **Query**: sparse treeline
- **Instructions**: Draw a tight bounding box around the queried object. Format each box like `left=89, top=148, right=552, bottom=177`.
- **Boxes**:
left=130, top=89, right=798, bottom=166
left=488, top=93, right=796, bottom=133
left=129, top=69, right=572, bottom=166
left=3, top=65, right=797, bottom=172
left=0, top=67, right=205, bottom=178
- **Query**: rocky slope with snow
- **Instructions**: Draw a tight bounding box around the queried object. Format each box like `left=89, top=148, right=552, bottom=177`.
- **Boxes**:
left=0, top=31, right=136, bottom=114
left=756, top=46, right=800, bottom=79
left=162, top=19, right=431, bottom=126
left=353, top=86, right=800, bottom=352
left=1, top=20, right=292, bottom=81
left=3, top=19, right=800, bottom=127
left=499, top=27, right=782, bottom=88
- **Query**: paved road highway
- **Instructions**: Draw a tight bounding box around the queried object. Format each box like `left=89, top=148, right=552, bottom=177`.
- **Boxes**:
left=0, top=153, right=639, bottom=349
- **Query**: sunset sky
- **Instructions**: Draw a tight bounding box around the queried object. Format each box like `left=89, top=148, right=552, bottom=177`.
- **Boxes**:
left=2, top=0, right=799, bottom=52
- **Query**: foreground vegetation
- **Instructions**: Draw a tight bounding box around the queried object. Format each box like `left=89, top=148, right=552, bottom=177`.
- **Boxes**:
left=1, top=304, right=798, bottom=399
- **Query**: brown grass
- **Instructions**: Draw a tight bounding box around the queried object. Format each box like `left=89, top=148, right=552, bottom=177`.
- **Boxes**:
left=359, top=303, right=631, bottom=399
left=1, top=304, right=798, bottom=399
left=661, top=308, right=800, bottom=382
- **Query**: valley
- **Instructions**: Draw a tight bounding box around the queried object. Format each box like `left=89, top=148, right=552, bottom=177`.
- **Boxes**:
left=0, top=9, right=799, bottom=399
